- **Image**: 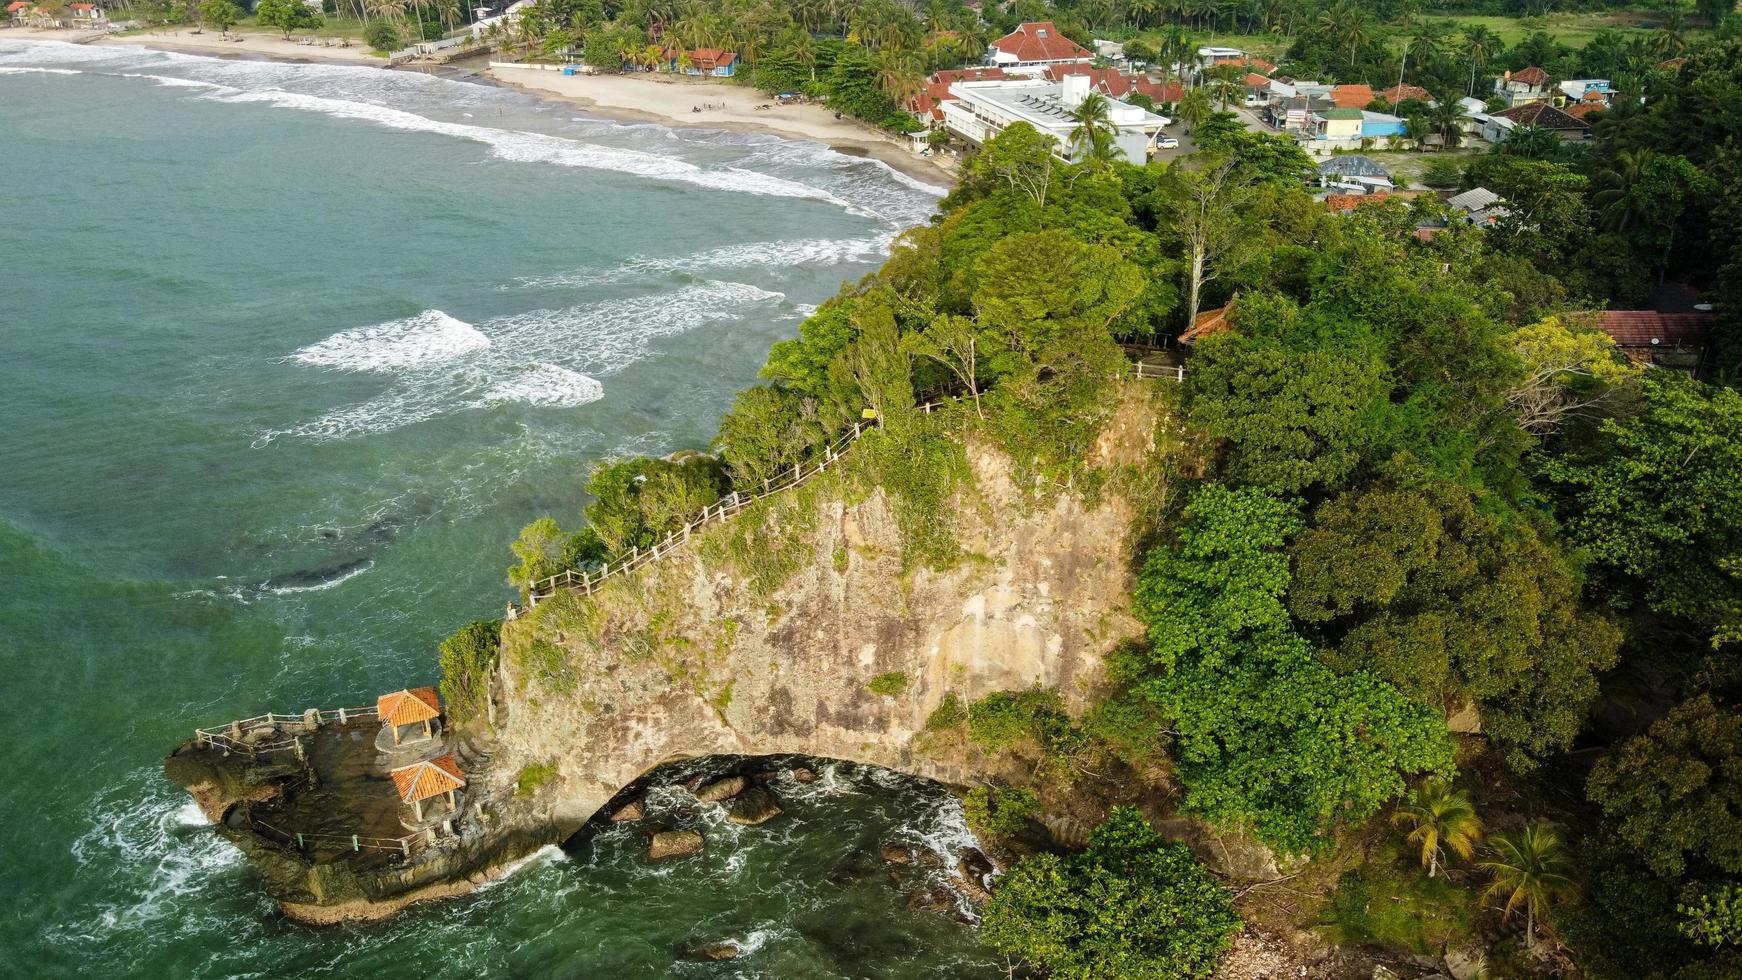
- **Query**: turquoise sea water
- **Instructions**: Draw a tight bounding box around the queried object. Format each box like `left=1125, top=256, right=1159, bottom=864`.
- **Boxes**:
left=0, top=40, right=1002, bottom=977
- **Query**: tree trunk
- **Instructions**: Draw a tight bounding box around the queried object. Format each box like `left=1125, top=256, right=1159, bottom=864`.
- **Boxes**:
left=1186, top=246, right=1205, bottom=332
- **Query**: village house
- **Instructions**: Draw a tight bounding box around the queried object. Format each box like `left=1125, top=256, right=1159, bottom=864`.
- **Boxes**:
left=662, top=47, right=737, bottom=77
left=1317, top=155, right=1393, bottom=195
left=1571, top=309, right=1714, bottom=374
left=6, top=1, right=32, bottom=23
left=1558, top=79, right=1612, bottom=105
left=1377, top=83, right=1433, bottom=107
left=1308, top=107, right=1363, bottom=144
left=1328, top=84, right=1375, bottom=109
left=941, top=74, right=1171, bottom=163
left=1486, top=101, right=1591, bottom=141
left=988, top=21, right=1093, bottom=76
left=1447, top=186, right=1510, bottom=226
left=1494, top=66, right=1554, bottom=107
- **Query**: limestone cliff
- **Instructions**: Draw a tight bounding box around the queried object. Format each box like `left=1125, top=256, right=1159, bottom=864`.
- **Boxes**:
left=488, top=383, right=1172, bottom=835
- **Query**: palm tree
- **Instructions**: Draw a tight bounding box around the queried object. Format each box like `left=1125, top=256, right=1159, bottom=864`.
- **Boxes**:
left=1500, top=123, right=1560, bottom=160
left=1403, top=113, right=1434, bottom=151
left=1462, top=24, right=1501, bottom=96
left=1431, top=90, right=1465, bottom=148
left=1068, top=91, right=1120, bottom=168
left=1392, top=779, right=1482, bottom=877
left=1176, top=86, right=1213, bottom=134
left=1481, top=823, right=1578, bottom=951
left=1593, top=148, right=1656, bottom=232
left=1205, top=63, right=1242, bottom=109
left=1653, top=10, right=1689, bottom=57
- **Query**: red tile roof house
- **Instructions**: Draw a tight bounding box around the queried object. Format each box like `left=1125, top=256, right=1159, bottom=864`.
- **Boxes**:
left=988, top=21, right=1093, bottom=76
left=1378, top=83, right=1433, bottom=106
left=1570, top=310, right=1714, bottom=374
left=68, top=1, right=101, bottom=19
left=7, top=1, right=32, bottom=19
left=1329, top=84, right=1375, bottom=109
left=1495, top=66, right=1553, bottom=107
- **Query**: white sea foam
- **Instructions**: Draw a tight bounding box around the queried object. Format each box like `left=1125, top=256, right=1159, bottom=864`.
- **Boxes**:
left=476, top=843, right=570, bottom=892
left=0, top=66, right=83, bottom=75
left=118, top=72, right=227, bottom=90
left=483, top=363, right=604, bottom=407
left=264, top=559, right=374, bottom=594
left=65, top=777, right=244, bottom=934
left=264, top=280, right=779, bottom=442
left=208, top=87, right=851, bottom=205
left=294, top=310, right=491, bottom=372
left=514, top=233, right=896, bottom=290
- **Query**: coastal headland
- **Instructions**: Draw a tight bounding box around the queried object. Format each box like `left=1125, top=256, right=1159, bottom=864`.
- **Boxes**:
left=161, top=383, right=1244, bottom=924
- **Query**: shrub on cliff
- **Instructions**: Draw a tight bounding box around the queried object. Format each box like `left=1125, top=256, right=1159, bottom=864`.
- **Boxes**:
left=438, top=619, right=501, bottom=725
left=964, top=786, right=1039, bottom=840
left=982, top=807, right=1240, bottom=980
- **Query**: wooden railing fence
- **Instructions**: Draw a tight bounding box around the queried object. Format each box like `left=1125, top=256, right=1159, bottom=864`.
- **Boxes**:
left=529, top=363, right=1183, bottom=604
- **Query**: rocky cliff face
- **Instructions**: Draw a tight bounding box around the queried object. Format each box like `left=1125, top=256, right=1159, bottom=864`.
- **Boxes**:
left=490, top=385, right=1169, bottom=835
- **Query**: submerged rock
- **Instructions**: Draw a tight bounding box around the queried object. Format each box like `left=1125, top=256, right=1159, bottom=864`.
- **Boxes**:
left=648, top=830, right=705, bottom=862
left=726, top=786, right=781, bottom=826
left=906, top=882, right=955, bottom=914
left=790, top=767, right=817, bottom=783
left=917, top=849, right=943, bottom=869
left=955, top=848, right=995, bottom=904
left=609, top=798, right=645, bottom=822
left=694, top=775, right=748, bottom=803
left=691, top=942, right=742, bottom=961
left=881, top=842, right=914, bottom=865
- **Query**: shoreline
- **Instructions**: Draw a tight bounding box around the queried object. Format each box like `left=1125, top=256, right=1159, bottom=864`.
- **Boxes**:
left=484, top=65, right=956, bottom=187
left=3, top=30, right=955, bottom=187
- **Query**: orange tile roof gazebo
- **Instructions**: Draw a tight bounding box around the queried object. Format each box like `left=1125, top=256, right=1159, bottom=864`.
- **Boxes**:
left=377, top=687, right=441, bottom=744
left=389, top=754, right=466, bottom=822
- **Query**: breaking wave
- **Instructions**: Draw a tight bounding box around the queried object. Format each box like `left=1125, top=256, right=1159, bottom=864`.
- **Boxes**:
left=263, top=280, right=780, bottom=442
left=293, top=310, right=491, bottom=372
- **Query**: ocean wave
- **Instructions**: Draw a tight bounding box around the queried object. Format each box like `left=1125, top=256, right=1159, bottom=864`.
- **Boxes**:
left=208, top=87, right=852, bottom=206
left=483, top=363, right=604, bottom=407
left=0, top=65, right=83, bottom=75
left=294, top=309, right=491, bottom=372
left=263, top=280, right=777, bottom=442
left=514, top=233, right=896, bottom=290
left=64, top=775, right=245, bottom=934
left=262, top=558, right=375, bottom=594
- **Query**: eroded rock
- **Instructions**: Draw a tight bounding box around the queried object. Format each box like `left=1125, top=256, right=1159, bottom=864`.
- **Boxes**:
left=610, top=798, right=645, bottom=822
left=648, top=830, right=704, bottom=862
left=694, top=776, right=748, bottom=803
left=791, top=767, right=817, bottom=783
left=726, top=786, right=782, bottom=826
left=881, top=842, right=914, bottom=865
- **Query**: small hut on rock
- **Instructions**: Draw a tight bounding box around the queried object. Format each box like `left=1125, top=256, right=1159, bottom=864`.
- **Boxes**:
left=389, top=754, right=466, bottom=824
left=376, top=687, right=441, bottom=745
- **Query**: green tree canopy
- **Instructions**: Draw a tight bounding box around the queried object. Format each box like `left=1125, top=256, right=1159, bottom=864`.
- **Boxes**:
left=1588, top=694, right=1742, bottom=879
left=981, top=807, right=1241, bottom=980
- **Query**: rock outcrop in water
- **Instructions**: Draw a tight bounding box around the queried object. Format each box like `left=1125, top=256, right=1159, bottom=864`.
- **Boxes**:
left=165, top=384, right=1174, bottom=920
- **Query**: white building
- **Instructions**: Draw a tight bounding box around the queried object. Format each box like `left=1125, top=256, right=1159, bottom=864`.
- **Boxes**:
left=941, top=74, right=1171, bottom=163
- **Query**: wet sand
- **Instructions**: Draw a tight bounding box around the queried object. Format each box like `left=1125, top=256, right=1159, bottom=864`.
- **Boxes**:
left=487, top=65, right=956, bottom=187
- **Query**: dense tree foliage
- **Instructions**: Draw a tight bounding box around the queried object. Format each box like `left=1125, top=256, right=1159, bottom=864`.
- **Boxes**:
left=982, top=807, right=1241, bottom=979
left=1122, top=485, right=1453, bottom=851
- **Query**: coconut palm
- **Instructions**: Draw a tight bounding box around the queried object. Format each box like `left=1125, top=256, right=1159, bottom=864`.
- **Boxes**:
left=1431, top=91, right=1465, bottom=148
left=1462, top=24, right=1502, bottom=95
left=1204, top=63, right=1243, bottom=109
left=1593, top=147, right=1657, bottom=232
left=1068, top=91, right=1120, bottom=168
left=1480, top=823, right=1578, bottom=951
left=1653, top=11, right=1689, bottom=57
left=1176, top=86, right=1213, bottom=134
left=1392, top=779, right=1482, bottom=876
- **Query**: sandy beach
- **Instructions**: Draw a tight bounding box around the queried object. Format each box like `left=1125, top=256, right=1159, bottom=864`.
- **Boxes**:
left=8, top=26, right=385, bottom=65
left=487, top=65, right=955, bottom=186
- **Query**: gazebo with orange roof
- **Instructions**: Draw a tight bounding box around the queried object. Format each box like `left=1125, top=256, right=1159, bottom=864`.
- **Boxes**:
left=376, top=687, right=441, bottom=745
left=389, top=754, right=466, bottom=823
left=1179, top=298, right=1238, bottom=344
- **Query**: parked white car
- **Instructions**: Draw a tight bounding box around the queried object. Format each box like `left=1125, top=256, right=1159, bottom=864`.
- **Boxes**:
left=1156, top=135, right=1180, bottom=150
